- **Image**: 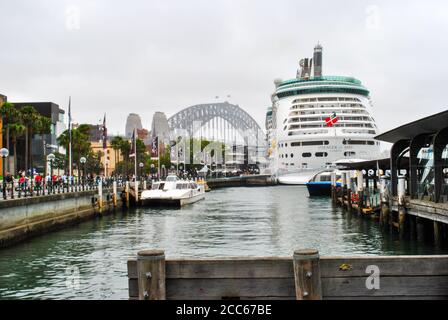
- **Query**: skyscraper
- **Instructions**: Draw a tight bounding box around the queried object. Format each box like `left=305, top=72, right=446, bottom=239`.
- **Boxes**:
left=125, top=113, right=143, bottom=138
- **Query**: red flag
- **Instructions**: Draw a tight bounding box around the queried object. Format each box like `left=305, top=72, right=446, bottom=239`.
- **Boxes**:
left=325, top=112, right=338, bottom=127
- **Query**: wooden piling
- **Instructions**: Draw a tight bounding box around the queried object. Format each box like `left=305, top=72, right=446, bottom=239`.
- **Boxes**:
left=416, top=217, right=426, bottom=242
left=125, top=181, right=130, bottom=207
left=398, top=176, right=406, bottom=238
left=434, top=221, right=442, bottom=246
left=112, top=181, right=117, bottom=207
left=137, top=249, right=166, bottom=300
left=98, top=181, right=103, bottom=213
left=293, top=249, right=322, bottom=300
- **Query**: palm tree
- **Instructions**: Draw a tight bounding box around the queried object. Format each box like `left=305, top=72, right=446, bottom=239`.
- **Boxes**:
left=0, top=102, right=18, bottom=171
left=9, top=123, right=26, bottom=175
left=20, top=106, right=39, bottom=176
left=34, top=116, right=52, bottom=175
left=111, top=136, right=124, bottom=171
left=57, top=124, right=92, bottom=175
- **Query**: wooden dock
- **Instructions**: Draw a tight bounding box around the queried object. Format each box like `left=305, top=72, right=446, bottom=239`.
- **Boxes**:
left=127, top=248, right=448, bottom=300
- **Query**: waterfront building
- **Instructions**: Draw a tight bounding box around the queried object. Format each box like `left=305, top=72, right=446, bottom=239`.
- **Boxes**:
left=90, top=140, right=123, bottom=176
left=270, top=44, right=381, bottom=184
left=7, top=102, right=66, bottom=174
left=125, top=113, right=143, bottom=139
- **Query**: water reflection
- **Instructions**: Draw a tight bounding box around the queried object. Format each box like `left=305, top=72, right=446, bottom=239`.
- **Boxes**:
left=0, top=186, right=445, bottom=299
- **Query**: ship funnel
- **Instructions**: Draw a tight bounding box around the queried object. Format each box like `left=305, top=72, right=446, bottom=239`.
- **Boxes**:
left=313, top=43, right=323, bottom=77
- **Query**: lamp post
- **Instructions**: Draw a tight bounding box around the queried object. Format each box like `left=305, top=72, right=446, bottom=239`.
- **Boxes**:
left=1, top=148, right=9, bottom=200
left=80, top=156, right=87, bottom=190
left=150, top=163, right=155, bottom=180
left=139, top=162, right=144, bottom=182
left=47, top=153, right=55, bottom=193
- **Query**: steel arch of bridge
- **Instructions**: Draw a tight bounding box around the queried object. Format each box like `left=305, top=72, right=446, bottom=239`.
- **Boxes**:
left=167, top=102, right=264, bottom=146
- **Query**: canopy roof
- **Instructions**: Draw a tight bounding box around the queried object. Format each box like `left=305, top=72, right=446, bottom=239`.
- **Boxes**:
left=375, top=110, right=448, bottom=144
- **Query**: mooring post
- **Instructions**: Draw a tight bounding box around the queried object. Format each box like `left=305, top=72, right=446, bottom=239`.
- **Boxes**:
left=137, top=249, right=166, bottom=300
left=98, top=180, right=103, bottom=212
left=434, top=221, right=442, bottom=247
left=112, top=181, right=117, bottom=207
left=293, top=249, right=322, bottom=300
left=357, top=170, right=364, bottom=215
left=331, top=172, right=337, bottom=204
left=125, top=181, right=130, bottom=207
left=398, top=176, right=406, bottom=238
left=347, top=171, right=353, bottom=212
left=143, top=180, right=147, bottom=191
left=341, top=171, right=347, bottom=208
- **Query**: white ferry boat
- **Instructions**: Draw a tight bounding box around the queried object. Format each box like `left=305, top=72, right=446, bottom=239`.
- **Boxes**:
left=140, top=175, right=205, bottom=207
left=267, top=44, right=381, bottom=185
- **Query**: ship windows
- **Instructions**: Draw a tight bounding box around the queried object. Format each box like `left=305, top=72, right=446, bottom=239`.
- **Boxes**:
left=290, top=153, right=294, bottom=158
left=342, top=140, right=375, bottom=145
left=285, top=143, right=288, bottom=147
left=315, top=152, right=328, bottom=157
left=291, top=141, right=329, bottom=146
left=344, top=151, right=356, bottom=157
left=302, top=153, right=312, bottom=158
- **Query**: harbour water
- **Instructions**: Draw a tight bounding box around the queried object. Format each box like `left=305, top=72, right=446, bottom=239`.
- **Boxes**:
left=0, top=186, right=446, bottom=300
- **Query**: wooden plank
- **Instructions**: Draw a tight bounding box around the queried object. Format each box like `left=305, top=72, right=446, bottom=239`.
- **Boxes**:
left=129, top=256, right=448, bottom=279
left=127, top=259, right=137, bottom=278
left=322, top=276, right=448, bottom=297
left=166, top=258, right=294, bottom=279
left=166, top=278, right=295, bottom=299
left=327, top=296, right=448, bottom=300
left=129, top=279, right=138, bottom=298
left=320, top=256, right=448, bottom=277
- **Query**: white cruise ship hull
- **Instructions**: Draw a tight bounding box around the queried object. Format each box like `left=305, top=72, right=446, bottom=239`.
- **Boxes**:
left=277, top=169, right=322, bottom=185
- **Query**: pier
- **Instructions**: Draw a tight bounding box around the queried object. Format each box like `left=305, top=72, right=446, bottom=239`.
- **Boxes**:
left=0, top=182, right=123, bottom=248
left=331, top=110, right=448, bottom=245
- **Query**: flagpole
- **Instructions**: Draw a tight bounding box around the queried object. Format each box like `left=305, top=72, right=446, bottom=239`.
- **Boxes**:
left=157, top=136, right=161, bottom=179
left=103, top=113, right=107, bottom=178
left=68, top=96, right=72, bottom=178
left=134, top=128, right=137, bottom=182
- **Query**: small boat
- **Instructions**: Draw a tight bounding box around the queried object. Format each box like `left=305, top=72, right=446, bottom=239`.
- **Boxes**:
left=306, top=170, right=341, bottom=196
left=140, top=175, right=205, bottom=207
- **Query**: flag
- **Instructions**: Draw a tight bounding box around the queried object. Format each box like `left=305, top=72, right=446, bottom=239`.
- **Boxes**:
left=325, top=112, right=338, bottom=127
left=102, top=113, right=107, bottom=149
left=129, top=129, right=136, bottom=157
left=151, top=136, right=159, bottom=159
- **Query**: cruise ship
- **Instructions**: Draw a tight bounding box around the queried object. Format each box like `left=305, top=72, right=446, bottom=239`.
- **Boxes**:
left=267, top=44, right=381, bottom=184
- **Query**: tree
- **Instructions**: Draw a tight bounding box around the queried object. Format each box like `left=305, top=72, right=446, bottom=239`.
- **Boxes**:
left=0, top=102, right=19, bottom=171
left=57, top=124, right=92, bottom=175
left=9, top=123, right=25, bottom=176
left=20, top=106, right=40, bottom=175
left=111, top=136, right=124, bottom=170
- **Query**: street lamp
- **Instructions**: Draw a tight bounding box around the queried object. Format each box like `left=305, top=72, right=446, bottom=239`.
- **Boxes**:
left=1, top=148, right=9, bottom=200
left=80, top=156, right=87, bottom=189
left=47, top=153, right=55, bottom=192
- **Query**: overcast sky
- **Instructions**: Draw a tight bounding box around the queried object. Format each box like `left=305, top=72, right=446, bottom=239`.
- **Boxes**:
left=1, top=0, right=447, bottom=136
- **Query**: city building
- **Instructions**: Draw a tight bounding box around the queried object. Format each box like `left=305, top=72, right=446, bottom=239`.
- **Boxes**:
left=7, top=102, right=66, bottom=174
left=90, top=140, right=123, bottom=176
left=151, top=111, right=170, bottom=143
left=125, top=113, right=143, bottom=138
left=137, top=128, right=150, bottom=145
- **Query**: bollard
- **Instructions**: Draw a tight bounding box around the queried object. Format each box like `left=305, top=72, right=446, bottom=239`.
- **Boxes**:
left=113, top=181, right=117, bottom=207
left=137, top=249, right=166, bottom=300
left=143, top=180, right=147, bottom=191
left=293, top=249, right=322, bottom=300
left=135, top=181, right=139, bottom=204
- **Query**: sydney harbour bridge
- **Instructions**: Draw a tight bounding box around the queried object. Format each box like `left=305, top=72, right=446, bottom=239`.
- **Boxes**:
left=166, top=102, right=265, bottom=148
